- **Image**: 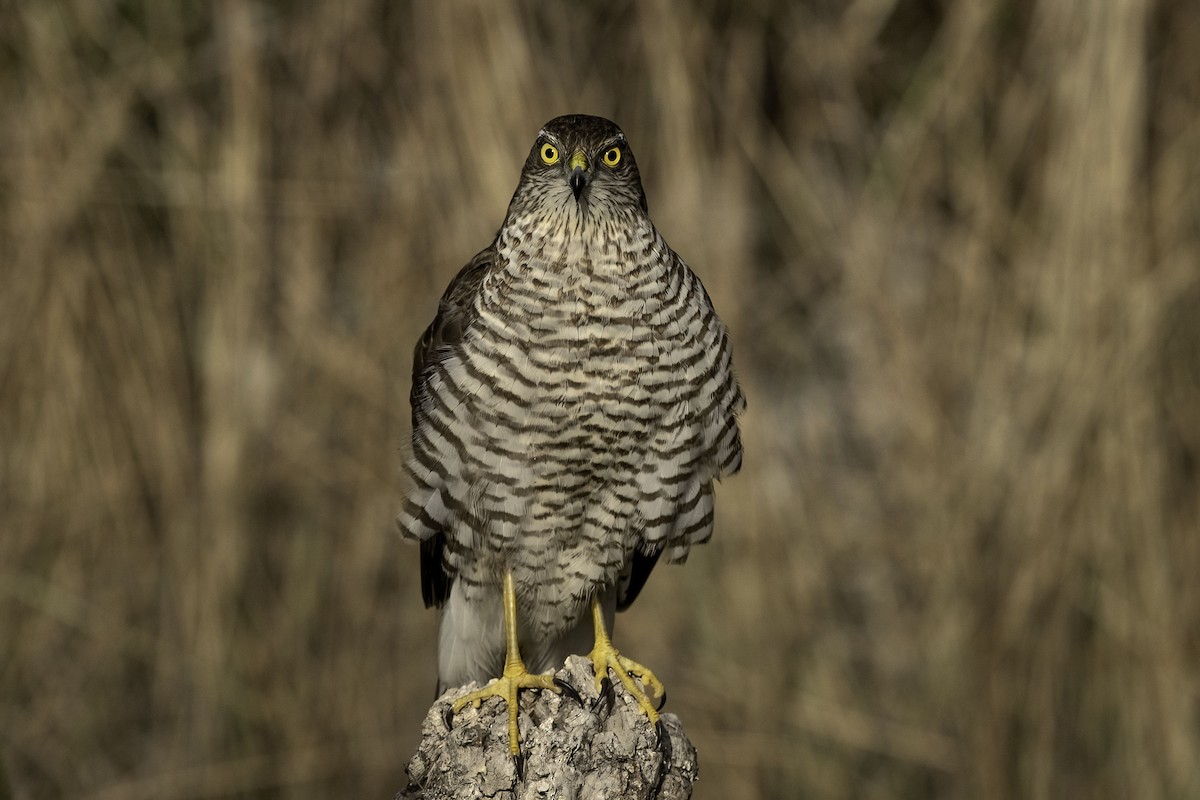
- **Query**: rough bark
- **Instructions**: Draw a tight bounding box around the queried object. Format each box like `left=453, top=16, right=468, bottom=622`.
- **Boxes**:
left=395, top=655, right=698, bottom=800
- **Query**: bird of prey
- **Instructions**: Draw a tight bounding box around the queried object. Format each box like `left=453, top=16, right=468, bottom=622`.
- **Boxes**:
left=397, top=114, right=744, bottom=755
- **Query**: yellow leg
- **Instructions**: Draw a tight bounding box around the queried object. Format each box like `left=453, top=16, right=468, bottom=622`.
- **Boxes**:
left=450, top=571, right=560, bottom=755
left=587, top=597, right=664, bottom=726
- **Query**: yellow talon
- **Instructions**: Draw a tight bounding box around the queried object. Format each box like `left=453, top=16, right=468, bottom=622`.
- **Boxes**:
left=448, top=572, right=560, bottom=756
left=587, top=597, right=664, bottom=726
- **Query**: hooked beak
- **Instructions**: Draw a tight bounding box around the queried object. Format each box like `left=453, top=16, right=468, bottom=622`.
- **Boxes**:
left=568, top=150, right=589, bottom=201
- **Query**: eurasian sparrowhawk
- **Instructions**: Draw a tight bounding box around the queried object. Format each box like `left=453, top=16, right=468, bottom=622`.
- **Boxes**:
left=397, top=114, right=745, bottom=754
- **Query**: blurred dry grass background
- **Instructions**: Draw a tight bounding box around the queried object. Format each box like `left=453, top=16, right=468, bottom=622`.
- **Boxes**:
left=3, top=0, right=1199, bottom=798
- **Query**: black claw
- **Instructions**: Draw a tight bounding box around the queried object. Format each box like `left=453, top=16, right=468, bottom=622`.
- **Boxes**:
left=655, top=718, right=673, bottom=765
left=593, top=676, right=615, bottom=716
left=650, top=719, right=673, bottom=797
left=554, top=677, right=584, bottom=707
left=513, top=752, right=526, bottom=782
left=656, top=688, right=667, bottom=712
left=442, top=704, right=455, bottom=731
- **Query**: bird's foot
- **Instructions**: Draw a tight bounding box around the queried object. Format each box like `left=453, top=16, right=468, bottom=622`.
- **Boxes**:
left=450, top=663, right=561, bottom=756
left=588, top=639, right=665, bottom=726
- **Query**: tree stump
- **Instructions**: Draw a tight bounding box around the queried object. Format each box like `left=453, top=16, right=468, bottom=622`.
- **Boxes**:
left=395, top=655, right=698, bottom=800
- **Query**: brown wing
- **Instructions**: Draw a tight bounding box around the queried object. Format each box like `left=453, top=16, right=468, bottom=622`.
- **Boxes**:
left=617, top=547, right=663, bottom=611
left=412, top=246, right=495, bottom=609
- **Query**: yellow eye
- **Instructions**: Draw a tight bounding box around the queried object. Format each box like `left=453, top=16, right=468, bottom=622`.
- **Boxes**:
left=540, top=143, right=559, bottom=165
left=602, top=146, right=622, bottom=167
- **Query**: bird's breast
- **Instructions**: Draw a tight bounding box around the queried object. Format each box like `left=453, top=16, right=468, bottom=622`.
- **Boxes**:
left=467, top=239, right=684, bottom=466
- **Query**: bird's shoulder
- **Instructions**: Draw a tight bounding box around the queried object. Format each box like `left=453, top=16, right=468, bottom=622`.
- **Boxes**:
left=411, top=245, right=495, bottom=387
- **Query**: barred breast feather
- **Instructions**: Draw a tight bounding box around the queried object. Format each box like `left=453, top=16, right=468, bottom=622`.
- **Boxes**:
left=399, top=214, right=743, bottom=635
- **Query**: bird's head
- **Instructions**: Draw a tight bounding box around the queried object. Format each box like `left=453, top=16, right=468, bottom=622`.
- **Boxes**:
left=511, top=114, right=649, bottom=220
